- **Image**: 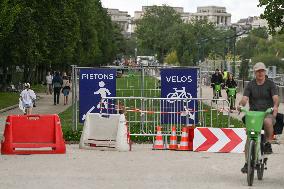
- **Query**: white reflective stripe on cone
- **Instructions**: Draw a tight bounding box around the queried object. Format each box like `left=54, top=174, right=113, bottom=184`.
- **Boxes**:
left=181, top=132, right=188, bottom=137
left=180, top=141, right=188, bottom=146
left=170, top=140, right=177, bottom=144
left=155, top=140, right=163, bottom=145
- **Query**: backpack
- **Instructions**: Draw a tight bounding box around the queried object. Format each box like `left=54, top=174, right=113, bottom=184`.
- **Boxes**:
left=54, top=82, right=62, bottom=88
left=274, top=113, right=284, bottom=134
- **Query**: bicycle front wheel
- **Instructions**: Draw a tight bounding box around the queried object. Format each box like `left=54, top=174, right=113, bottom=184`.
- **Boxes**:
left=257, top=136, right=265, bottom=180
left=247, top=140, right=256, bottom=186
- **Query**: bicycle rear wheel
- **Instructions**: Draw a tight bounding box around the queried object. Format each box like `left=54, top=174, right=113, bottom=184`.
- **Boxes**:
left=257, top=161, right=264, bottom=180
left=231, top=96, right=235, bottom=109
left=247, top=140, right=255, bottom=186
left=214, top=92, right=219, bottom=103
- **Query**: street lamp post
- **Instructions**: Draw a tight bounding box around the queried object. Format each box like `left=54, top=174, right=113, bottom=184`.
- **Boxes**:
left=134, top=47, right=137, bottom=65
left=232, top=27, right=237, bottom=76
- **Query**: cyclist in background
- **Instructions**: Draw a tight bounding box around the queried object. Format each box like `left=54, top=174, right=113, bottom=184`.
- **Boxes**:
left=225, top=73, right=237, bottom=110
left=211, top=68, right=223, bottom=97
left=238, top=62, right=279, bottom=173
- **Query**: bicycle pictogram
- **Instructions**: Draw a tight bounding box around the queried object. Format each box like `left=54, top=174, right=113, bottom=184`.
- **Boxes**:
left=166, top=87, right=192, bottom=103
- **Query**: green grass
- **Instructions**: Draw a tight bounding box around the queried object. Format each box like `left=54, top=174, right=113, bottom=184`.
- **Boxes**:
left=59, top=105, right=83, bottom=142
left=0, top=84, right=47, bottom=110
left=0, top=92, right=20, bottom=109
left=201, top=103, right=244, bottom=128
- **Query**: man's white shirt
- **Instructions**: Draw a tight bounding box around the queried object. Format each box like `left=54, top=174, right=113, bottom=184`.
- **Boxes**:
left=20, top=89, right=36, bottom=106
left=46, top=75, right=53, bottom=84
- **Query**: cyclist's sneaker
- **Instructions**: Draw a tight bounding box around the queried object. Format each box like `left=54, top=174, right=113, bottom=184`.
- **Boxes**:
left=241, top=163, right=248, bottom=173
left=264, top=142, right=273, bottom=154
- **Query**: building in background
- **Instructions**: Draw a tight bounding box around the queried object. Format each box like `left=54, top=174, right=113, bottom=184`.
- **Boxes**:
left=106, top=8, right=131, bottom=37
left=106, top=5, right=234, bottom=34
left=236, top=16, right=268, bottom=29
left=231, top=16, right=269, bottom=40
left=188, top=6, right=231, bottom=26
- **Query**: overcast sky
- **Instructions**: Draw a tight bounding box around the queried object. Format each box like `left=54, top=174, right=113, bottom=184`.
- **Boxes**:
left=101, top=0, right=265, bottom=23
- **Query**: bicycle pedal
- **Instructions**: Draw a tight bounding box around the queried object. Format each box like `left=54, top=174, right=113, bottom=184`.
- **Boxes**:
left=264, top=158, right=268, bottom=164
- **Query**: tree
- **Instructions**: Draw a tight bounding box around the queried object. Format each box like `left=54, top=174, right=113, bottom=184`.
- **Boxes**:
left=239, top=59, right=250, bottom=80
left=165, top=50, right=179, bottom=65
left=258, top=0, right=284, bottom=34
left=0, top=0, right=125, bottom=90
left=135, top=5, right=182, bottom=63
left=250, top=27, right=269, bottom=39
left=252, top=54, right=284, bottom=73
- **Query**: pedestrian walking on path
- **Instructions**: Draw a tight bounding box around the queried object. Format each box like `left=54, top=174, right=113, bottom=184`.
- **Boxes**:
left=20, top=83, right=36, bottom=115
left=62, top=72, right=71, bottom=105
left=52, top=71, right=63, bottom=105
left=46, top=71, right=53, bottom=95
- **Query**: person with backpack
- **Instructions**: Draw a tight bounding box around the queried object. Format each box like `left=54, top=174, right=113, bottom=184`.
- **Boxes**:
left=52, top=71, right=63, bottom=105
left=20, top=83, right=36, bottom=115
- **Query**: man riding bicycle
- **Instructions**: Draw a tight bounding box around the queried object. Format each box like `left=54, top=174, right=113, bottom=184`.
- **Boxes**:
left=238, top=62, right=279, bottom=173
left=211, top=68, right=223, bottom=98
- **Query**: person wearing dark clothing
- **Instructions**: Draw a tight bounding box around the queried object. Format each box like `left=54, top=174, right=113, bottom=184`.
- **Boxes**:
left=225, top=74, right=237, bottom=88
left=52, top=72, right=63, bottom=105
left=211, top=69, right=223, bottom=97
left=225, top=73, right=238, bottom=109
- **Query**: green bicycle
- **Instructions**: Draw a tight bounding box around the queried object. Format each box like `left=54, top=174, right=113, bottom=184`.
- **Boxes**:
left=227, top=88, right=237, bottom=110
left=212, top=83, right=222, bottom=101
left=241, top=107, right=273, bottom=186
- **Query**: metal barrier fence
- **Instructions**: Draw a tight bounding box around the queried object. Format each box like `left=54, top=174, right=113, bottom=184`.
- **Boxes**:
left=71, top=65, right=203, bottom=130
left=101, top=97, right=232, bottom=136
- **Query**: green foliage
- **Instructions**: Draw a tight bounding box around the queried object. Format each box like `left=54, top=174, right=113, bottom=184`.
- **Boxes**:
left=237, top=29, right=284, bottom=76
left=258, top=0, right=284, bottom=34
left=239, top=59, right=250, bottom=80
left=165, top=50, right=179, bottom=65
left=250, top=27, right=269, bottom=39
left=59, top=105, right=83, bottom=142
left=0, top=0, right=126, bottom=89
left=180, top=50, right=193, bottom=66
left=252, top=54, right=284, bottom=72
left=135, top=6, right=229, bottom=65
left=135, top=5, right=182, bottom=62
left=236, top=35, right=261, bottom=59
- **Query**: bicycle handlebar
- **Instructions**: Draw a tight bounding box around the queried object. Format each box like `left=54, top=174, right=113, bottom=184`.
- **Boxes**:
left=240, top=107, right=273, bottom=115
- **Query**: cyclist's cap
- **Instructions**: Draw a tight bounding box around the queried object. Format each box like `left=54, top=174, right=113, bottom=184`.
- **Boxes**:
left=254, top=62, right=266, bottom=72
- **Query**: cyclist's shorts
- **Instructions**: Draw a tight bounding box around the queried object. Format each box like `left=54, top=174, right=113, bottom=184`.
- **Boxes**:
left=242, top=114, right=276, bottom=126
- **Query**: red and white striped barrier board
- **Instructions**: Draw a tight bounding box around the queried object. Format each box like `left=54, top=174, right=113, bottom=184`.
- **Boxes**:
left=193, top=127, right=246, bottom=153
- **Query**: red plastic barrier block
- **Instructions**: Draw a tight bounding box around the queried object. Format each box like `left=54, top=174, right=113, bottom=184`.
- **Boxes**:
left=187, top=126, right=195, bottom=151
left=1, top=114, right=66, bottom=155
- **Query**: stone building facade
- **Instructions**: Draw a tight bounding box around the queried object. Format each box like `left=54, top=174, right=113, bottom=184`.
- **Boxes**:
left=188, top=6, right=231, bottom=26
left=106, top=8, right=131, bottom=36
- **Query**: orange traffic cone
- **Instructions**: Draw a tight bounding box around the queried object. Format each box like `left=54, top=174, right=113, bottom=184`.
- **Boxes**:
left=169, top=126, right=178, bottom=150
left=177, top=127, right=190, bottom=151
left=153, top=126, right=166, bottom=150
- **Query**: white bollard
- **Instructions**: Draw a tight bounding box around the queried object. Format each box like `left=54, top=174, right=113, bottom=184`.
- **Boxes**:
left=116, top=114, right=130, bottom=152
